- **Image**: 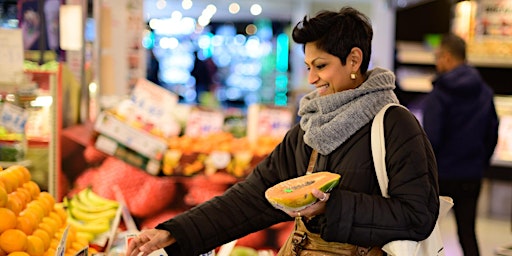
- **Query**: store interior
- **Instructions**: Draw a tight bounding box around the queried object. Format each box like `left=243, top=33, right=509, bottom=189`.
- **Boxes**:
left=0, top=0, right=511, bottom=255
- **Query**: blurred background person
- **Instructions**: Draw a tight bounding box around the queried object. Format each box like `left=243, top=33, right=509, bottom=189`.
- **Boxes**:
left=191, top=51, right=214, bottom=104
left=146, top=48, right=162, bottom=86
left=421, top=33, right=499, bottom=256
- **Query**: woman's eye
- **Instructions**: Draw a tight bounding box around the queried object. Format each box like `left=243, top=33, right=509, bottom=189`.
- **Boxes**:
left=316, top=64, right=326, bottom=69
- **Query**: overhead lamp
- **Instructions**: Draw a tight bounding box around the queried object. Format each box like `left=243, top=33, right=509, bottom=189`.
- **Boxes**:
left=229, top=3, right=240, bottom=14
left=250, top=4, right=262, bottom=16
left=59, top=4, right=83, bottom=51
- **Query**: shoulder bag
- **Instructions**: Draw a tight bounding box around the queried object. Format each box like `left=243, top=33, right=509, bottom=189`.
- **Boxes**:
left=371, top=103, right=454, bottom=256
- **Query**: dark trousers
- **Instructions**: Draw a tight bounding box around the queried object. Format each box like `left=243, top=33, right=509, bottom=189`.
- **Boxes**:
left=439, top=179, right=482, bottom=256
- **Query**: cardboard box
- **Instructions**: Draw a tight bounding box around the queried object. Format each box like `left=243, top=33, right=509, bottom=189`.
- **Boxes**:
left=94, top=111, right=167, bottom=175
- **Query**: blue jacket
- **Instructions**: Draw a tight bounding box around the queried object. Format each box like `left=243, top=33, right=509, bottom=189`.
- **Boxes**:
left=422, top=64, right=499, bottom=180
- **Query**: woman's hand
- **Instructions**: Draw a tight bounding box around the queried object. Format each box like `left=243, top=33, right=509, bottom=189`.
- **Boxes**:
left=287, top=189, right=330, bottom=219
left=126, top=229, right=176, bottom=256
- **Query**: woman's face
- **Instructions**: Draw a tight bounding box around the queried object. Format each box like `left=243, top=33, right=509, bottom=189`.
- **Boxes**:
left=304, top=42, right=356, bottom=96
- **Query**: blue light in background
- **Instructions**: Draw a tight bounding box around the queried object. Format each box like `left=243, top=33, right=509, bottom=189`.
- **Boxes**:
left=276, top=33, right=289, bottom=72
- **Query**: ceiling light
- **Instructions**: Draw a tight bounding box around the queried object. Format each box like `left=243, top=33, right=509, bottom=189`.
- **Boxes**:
left=229, top=3, right=240, bottom=14
left=182, top=0, right=192, bottom=10
left=156, top=0, right=166, bottom=10
left=250, top=4, right=262, bottom=16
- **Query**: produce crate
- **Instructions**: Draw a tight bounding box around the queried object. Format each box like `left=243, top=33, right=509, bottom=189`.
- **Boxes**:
left=93, top=111, right=167, bottom=175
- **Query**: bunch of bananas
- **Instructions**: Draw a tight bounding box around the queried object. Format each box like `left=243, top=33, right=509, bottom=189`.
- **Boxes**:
left=63, top=188, right=120, bottom=242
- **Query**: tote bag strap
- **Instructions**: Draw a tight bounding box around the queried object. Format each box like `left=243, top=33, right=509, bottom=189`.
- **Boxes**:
left=306, top=149, right=318, bottom=175
left=370, top=103, right=406, bottom=198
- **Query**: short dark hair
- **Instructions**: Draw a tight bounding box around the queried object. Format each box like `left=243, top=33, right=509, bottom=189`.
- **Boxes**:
left=291, top=6, right=373, bottom=74
left=440, top=33, right=466, bottom=61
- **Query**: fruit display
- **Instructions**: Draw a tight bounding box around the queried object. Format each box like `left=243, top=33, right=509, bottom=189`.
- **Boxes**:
left=265, top=172, right=341, bottom=211
left=162, top=132, right=278, bottom=177
left=0, top=165, right=89, bottom=256
left=62, top=187, right=120, bottom=244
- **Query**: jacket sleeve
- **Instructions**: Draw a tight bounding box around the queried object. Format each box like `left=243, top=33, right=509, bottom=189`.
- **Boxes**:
left=323, top=107, right=440, bottom=247
left=155, top=125, right=305, bottom=255
left=485, top=99, right=499, bottom=164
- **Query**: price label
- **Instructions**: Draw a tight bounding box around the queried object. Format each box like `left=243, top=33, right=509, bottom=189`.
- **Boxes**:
left=0, top=29, right=24, bottom=85
left=256, top=107, right=293, bottom=137
left=130, top=78, right=178, bottom=121
left=247, top=105, right=292, bottom=142
left=0, top=103, right=29, bottom=133
left=185, top=108, right=224, bottom=137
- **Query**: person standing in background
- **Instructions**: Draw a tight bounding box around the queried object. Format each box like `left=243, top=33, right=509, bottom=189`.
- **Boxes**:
left=191, top=51, right=213, bottom=103
left=421, top=33, right=499, bottom=256
left=146, top=48, right=162, bottom=86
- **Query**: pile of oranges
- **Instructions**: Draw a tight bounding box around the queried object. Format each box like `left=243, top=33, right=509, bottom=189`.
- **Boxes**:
left=0, top=165, right=88, bottom=256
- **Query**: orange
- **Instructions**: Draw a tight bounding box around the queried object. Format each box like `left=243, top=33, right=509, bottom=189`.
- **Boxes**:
left=7, top=252, right=30, bottom=256
left=43, top=248, right=55, bottom=256
left=0, top=208, right=17, bottom=233
left=0, top=186, right=7, bottom=207
left=42, top=217, right=59, bottom=236
left=19, top=208, right=41, bottom=227
left=0, top=229, right=28, bottom=253
left=26, top=200, right=46, bottom=221
left=53, top=203, right=67, bottom=223
left=26, top=235, right=45, bottom=256
left=16, top=187, right=32, bottom=205
left=23, top=181, right=40, bottom=200
left=0, top=248, right=6, bottom=256
left=5, top=194, right=23, bottom=215
left=0, top=175, right=14, bottom=194
left=48, top=211, right=63, bottom=229
left=0, top=170, right=19, bottom=192
left=49, top=238, right=59, bottom=251
left=5, top=167, right=26, bottom=184
left=17, top=166, right=31, bottom=183
left=32, top=228, right=51, bottom=251
left=38, top=222, right=57, bottom=239
left=16, top=215, right=34, bottom=235
left=38, top=191, right=56, bottom=207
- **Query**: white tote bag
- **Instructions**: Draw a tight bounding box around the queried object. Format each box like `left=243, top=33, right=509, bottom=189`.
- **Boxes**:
left=371, top=103, right=454, bottom=256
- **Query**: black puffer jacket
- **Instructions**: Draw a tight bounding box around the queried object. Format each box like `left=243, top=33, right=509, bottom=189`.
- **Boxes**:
left=156, top=106, right=439, bottom=255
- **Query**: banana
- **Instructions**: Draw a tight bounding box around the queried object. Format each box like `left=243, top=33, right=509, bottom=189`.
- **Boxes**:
left=76, top=231, right=96, bottom=242
left=71, top=195, right=117, bottom=213
left=85, top=188, right=119, bottom=207
left=69, top=205, right=118, bottom=222
left=67, top=217, right=111, bottom=234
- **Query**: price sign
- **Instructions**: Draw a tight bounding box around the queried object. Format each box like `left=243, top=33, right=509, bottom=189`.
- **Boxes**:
left=130, top=78, right=178, bottom=118
left=247, top=104, right=293, bottom=142
left=0, top=29, right=24, bottom=85
left=0, top=103, right=29, bottom=133
left=185, top=108, right=225, bottom=137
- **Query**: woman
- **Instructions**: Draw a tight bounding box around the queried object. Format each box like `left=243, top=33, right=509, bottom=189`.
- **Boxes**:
left=127, top=6, right=439, bottom=256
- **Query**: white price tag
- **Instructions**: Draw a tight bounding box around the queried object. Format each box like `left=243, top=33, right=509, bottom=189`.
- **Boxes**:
left=0, top=29, right=24, bottom=85
left=256, top=107, right=292, bottom=137
left=185, top=108, right=224, bottom=137
left=130, top=78, right=178, bottom=121
left=0, top=103, right=29, bottom=133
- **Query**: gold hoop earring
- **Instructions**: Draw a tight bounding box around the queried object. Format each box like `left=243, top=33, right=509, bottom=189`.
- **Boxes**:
left=350, top=73, right=357, bottom=80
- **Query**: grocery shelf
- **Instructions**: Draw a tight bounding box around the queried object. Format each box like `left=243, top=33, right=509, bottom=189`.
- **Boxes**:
left=0, top=159, right=32, bottom=168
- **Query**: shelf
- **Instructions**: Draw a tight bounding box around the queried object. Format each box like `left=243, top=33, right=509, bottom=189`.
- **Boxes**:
left=396, top=41, right=512, bottom=68
left=0, top=159, right=32, bottom=168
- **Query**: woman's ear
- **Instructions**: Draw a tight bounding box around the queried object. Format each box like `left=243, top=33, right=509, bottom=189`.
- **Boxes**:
left=349, top=47, right=363, bottom=71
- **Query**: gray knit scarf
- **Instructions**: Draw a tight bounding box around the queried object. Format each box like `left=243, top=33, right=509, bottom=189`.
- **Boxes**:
left=298, top=67, right=399, bottom=155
